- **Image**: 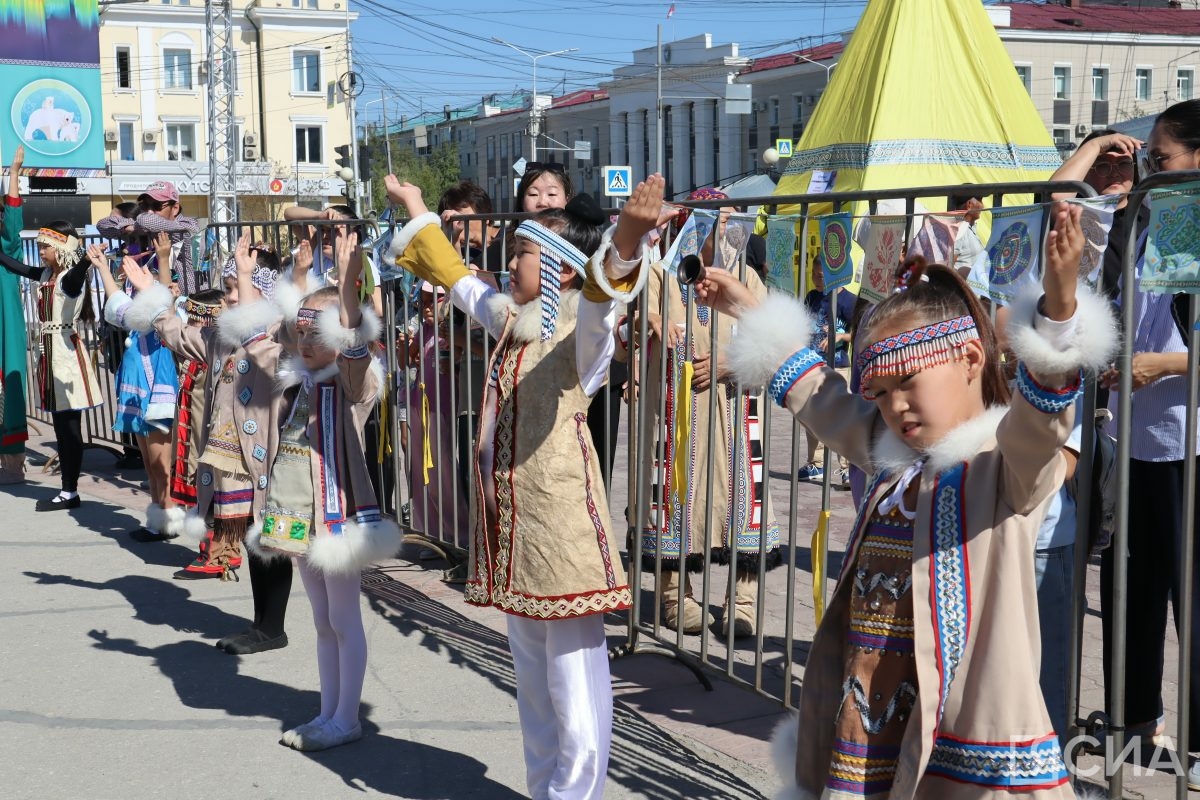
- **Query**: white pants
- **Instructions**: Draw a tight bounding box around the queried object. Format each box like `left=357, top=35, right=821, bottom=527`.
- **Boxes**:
left=506, top=614, right=613, bottom=800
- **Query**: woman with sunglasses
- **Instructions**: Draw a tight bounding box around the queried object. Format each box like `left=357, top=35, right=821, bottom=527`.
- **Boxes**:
left=1097, top=98, right=1200, bottom=790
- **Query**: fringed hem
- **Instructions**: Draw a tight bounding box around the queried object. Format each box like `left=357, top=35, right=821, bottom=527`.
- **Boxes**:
left=641, top=546, right=785, bottom=573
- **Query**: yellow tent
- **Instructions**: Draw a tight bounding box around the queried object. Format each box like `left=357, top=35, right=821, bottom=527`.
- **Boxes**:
left=775, top=0, right=1059, bottom=208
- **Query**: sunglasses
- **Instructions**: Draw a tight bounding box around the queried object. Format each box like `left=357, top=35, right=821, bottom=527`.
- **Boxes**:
left=525, top=161, right=566, bottom=175
left=249, top=242, right=277, bottom=255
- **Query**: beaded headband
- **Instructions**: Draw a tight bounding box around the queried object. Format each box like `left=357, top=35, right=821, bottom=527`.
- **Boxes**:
left=220, top=253, right=279, bottom=299
left=295, top=307, right=319, bottom=330
left=856, top=315, right=980, bottom=394
left=37, top=228, right=82, bottom=269
left=514, top=220, right=589, bottom=341
left=184, top=297, right=222, bottom=327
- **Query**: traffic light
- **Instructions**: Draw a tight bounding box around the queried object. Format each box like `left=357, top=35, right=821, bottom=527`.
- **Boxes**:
left=334, top=144, right=353, bottom=172
left=357, top=146, right=372, bottom=181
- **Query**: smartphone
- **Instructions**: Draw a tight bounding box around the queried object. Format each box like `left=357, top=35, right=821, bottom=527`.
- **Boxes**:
left=1136, top=147, right=1156, bottom=178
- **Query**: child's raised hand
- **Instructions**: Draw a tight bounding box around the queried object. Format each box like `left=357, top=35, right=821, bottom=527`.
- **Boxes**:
left=153, top=231, right=172, bottom=264
left=233, top=230, right=256, bottom=276
left=9, top=145, right=24, bottom=174
left=335, top=230, right=361, bottom=283
left=1042, top=200, right=1082, bottom=321
left=612, top=174, right=666, bottom=260
left=694, top=267, right=758, bottom=318
left=122, top=255, right=154, bottom=293
left=385, top=175, right=428, bottom=218
left=85, top=243, right=109, bottom=271
left=295, top=239, right=313, bottom=273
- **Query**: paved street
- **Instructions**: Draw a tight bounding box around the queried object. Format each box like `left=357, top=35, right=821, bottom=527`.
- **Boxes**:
left=0, top=413, right=1188, bottom=799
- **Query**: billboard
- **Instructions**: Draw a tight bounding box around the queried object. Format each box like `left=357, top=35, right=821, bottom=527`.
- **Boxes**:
left=0, top=0, right=105, bottom=176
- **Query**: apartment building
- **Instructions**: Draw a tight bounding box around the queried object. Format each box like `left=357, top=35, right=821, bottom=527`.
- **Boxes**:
left=73, top=0, right=357, bottom=222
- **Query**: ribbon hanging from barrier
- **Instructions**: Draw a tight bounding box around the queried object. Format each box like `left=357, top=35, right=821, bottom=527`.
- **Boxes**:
left=1144, top=181, right=1200, bottom=294
left=765, top=217, right=799, bottom=294
left=420, top=383, right=433, bottom=485
left=812, top=509, right=830, bottom=625
left=858, top=215, right=907, bottom=303
left=669, top=357, right=695, bottom=526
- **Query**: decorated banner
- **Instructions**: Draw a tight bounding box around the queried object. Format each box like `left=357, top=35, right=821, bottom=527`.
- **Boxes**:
left=0, top=0, right=105, bottom=175
left=977, top=205, right=1044, bottom=306
left=1144, top=181, right=1200, bottom=294
left=663, top=209, right=718, bottom=274
left=717, top=215, right=756, bottom=270
left=906, top=213, right=959, bottom=265
left=1070, top=195, right=1119, bottom=287
left=765, top=217, right=798, bottom=294
left=818, top=212, right=855, bottom=292
left=858, top=215, right=906, bottom=303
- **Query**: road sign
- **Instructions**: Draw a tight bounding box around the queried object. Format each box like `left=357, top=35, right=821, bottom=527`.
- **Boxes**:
left=603, top=166, right=632, bottom=197
left=775, top=139, right=793, bottom=158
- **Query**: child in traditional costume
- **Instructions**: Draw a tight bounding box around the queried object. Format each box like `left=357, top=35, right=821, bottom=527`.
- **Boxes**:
left=245, top=230, right=397, bottom=752
left=696, top=203, right=1117, bottom=799
left=105, top=233, right=295, bottom=654
left=618, top=198, right=782, bottom=639
left=90, top=237, right=181, bottom=542
left=386, top=173, right=662, bottom=799
left=0, top=221, right=103, bottom=510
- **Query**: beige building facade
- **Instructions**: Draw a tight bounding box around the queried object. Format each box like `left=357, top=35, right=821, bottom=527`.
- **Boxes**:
left=77, top=0, right=357, bottom=222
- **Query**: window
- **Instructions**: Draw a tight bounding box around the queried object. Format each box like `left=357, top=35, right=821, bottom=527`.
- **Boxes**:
left=486, top=135, right=495, bottom=159
left=163, top=49, right=192, bottom=90
left=229, top=51, right=239, bottom=92
left=116, top=46, right=132, bottom=89
left=165, top=123, right=196, bottom=160
left=1053, top=66, right=1071, bottom=100
left=118, top=122, right=135, bottom=161
left=292, top=51, right=321, bottom=94
left=1092, top=67, right=1108, bottom=101
left=1015, top=64, right=1032, bottom=95
left=1179, top=68, right=1194, bottom=101
left=1052, top=127, right=1072, bottom=150
left=295, top=125, right=322, bottom=164
left=793, top=94, right=804, bottom=121
left=769, top=96, right=779, bottom=127
left=1136, top=68, right=1152, bottom=101
left=293, top=0, right=318, bottom=6
left=500, top=132, right=507, bottom=158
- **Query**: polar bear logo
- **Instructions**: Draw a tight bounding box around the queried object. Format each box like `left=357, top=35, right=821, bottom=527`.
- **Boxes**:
left=23, top=97, right=76, bottom=142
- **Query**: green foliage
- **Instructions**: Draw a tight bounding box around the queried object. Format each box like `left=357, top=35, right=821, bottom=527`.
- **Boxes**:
left=361, top=137, right=460, bottom=217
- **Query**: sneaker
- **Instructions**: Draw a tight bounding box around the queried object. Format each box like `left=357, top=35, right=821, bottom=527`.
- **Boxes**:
left=797, top=463, right=824, bottom=483
left=1188, top=758, right=1200, bottom=791
left=838, top=468, right=851, bottom=490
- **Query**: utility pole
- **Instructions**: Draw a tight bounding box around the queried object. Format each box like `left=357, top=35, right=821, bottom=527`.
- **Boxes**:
left=344, top=6, right=363, bottom=211
left=655, top=23, right=663, bottom=177
left=205, top=0, right=237, bottom=228
left=491, top=38, right=577, bottom=161
left=381, top=88, right=393, bottom=175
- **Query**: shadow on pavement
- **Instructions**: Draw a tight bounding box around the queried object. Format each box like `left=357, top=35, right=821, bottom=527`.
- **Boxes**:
left=363, top=571, right=766, bottom=799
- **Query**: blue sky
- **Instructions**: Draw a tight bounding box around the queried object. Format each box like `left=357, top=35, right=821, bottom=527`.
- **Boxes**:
left=350, top=0, right=869, bottom=125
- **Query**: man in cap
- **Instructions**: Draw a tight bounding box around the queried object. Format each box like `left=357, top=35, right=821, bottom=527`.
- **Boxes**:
left=135, top=181, right=203, bottom=293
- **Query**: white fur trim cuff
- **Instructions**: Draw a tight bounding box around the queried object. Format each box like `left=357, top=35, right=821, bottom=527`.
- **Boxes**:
left=114, top=283, right=173, bottom=332
left=216, top=300, right=282, bottom=349
left=586, top=223, right=651, bottom=303
left=181, top=511, right=209, bottom=542
left=727, top=292, right=817, bottom=389
left=315, top=304, right=382, bottom=355
left=306, top=517, right=403, bottom=575
left=162, top=506, right=186, bottom=538
left=388, top=212, right=441, bottom=262
left=1006, top=282, right=1119, bottom=377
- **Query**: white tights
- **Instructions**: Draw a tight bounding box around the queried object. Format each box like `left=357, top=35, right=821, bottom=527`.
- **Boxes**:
left=506, top=614, right=612, bottom=800
left=297, top=560, right=366, bottom=731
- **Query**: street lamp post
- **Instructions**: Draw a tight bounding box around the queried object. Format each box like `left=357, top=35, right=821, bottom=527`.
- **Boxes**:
left=491, top=37, right=578, bottom=161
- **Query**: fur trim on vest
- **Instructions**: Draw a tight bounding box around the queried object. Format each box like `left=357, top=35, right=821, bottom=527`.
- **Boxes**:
left=306, top=517, right=403, bottom=575
left=217, top=300, right=282, bottom=349
left=114, top=283, right=173, bottom=333
left=497, top=289, right=582, bottom=345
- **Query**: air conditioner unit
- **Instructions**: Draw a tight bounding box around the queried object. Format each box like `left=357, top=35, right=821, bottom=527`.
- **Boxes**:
left=1075, top=123, right=1090, bottom=137
left=243, top=132, right=259, bottom=147
left=104, top=129, right=119, bottom=143
left=242, top=145, right=260, bottom=161
left=751, top=100, right=767, bottom=113
left=143, top=130, right=160, bottom=145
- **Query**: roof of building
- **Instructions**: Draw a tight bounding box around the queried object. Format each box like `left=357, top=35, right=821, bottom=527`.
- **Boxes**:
left=551, top=89, right=609, bottom=109
left=1002, top=1, right=1200, bottom=35
left=741, top=40, right=843, bottom=76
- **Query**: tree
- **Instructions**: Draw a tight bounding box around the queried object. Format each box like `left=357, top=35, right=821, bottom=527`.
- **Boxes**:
left=360, top=134, right=460, bottom=217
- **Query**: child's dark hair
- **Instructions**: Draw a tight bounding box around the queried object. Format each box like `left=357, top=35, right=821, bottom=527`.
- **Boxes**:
left=533, top=194, right=605, bottom=290
left=1154, top=99, right=1200, bottom=152
left=302, top=285, right=340, bottom=307
left=190, top=287, right=225, bottom=305
left=859, top=260, right=1011, bottom=406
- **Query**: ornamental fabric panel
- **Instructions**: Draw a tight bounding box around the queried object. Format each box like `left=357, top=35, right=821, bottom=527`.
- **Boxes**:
left=1144, top=181, right=1200, bottom=294
left=976, top=205, right=1044, bottom=306
left=765, top=217, right=799, bottom=295
left=858, top=215, right=907, bottom=303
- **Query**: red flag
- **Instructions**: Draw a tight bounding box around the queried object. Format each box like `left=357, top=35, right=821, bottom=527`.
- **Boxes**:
left=666, top=3, right=675, bottom=18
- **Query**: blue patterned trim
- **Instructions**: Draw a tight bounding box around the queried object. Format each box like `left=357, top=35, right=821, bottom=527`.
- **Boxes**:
left=1015, top=363, right=1082, bottom=414
left=316, top=384, right=345, bottom=528
left=342, top=344, right=371, bottom=360
left=782, top=140, right=1064, bottom=175
left=768, top=349, right=824, bottom=406
left=927, top=735, right=1069, bottom=789
left=930, top=463, right=971, bottom=727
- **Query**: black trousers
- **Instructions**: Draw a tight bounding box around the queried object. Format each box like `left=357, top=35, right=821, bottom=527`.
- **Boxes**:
left=51, top=410, right=83, bottom=493
left=1101, top=456, right=1200, bottom=750
left=585, top=361, right=625, bottom=493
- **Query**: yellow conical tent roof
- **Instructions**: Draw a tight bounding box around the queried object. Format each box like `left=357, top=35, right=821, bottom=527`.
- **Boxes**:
left=774, top=0, right=1059, bottom=207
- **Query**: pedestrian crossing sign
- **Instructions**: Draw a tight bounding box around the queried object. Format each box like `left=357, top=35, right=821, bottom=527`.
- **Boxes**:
left=775, top=139, right=793, bottom=158
left=603, top=166, right=632, bottom=197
